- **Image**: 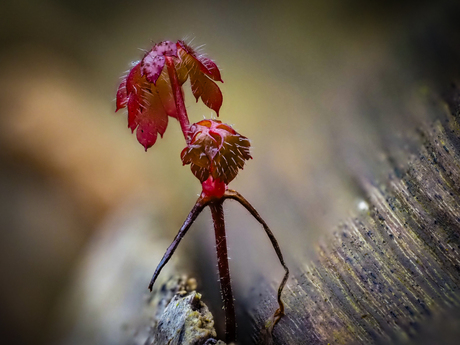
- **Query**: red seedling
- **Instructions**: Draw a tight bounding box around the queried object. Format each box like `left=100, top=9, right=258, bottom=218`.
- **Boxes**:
left=116, top=39, right=289, bottom=343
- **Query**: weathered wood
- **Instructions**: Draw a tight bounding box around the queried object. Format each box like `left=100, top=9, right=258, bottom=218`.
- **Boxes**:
left=246, top=93, right=460, bottom=344
left=54, top=208, right=223, bottom=345
left=146, top=288, right=220, bottom=345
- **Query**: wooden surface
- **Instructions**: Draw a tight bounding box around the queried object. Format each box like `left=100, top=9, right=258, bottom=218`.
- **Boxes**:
left=245, top=92, right=460, bottom=344
left=54, top=202, right=227, bottom=345
left=145, top=281, right=222, bottom=345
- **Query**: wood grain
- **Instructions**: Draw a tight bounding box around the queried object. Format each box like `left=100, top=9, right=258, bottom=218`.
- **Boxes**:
left=247, top=90, right=460, bottom=344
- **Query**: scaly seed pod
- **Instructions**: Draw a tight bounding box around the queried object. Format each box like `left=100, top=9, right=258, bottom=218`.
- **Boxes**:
left=180, top=119, right=252, bottom=184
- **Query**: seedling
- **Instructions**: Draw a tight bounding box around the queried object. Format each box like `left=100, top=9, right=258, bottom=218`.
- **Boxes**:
left=116, top=40, right=289, bottom=343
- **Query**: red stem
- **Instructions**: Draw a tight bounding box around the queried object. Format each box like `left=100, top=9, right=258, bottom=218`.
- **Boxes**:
left=148, top=197, right=209, bottom=291
left=165, top=56, right=190, bottom=143
left=223, top=189, right=289, bottom=331
left=209, top=200, right=236, bottom=343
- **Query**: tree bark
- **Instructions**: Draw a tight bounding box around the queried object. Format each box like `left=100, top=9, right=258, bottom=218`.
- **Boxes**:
left=246, top=89, right=460, bottom=344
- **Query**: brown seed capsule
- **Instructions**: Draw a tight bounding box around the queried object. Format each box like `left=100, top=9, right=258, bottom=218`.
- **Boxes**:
left=181, top=119, right=252, bottom=184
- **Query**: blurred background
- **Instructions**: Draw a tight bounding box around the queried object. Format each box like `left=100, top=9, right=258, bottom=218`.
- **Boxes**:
left=1, top=0, right=459, bottom=344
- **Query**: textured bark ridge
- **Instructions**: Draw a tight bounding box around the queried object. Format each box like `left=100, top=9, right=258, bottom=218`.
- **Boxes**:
left=248, top=93, right=460, bottom=344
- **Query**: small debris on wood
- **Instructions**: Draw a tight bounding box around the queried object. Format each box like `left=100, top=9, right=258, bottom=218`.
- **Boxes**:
left=145, top=276, right=224, bottom=345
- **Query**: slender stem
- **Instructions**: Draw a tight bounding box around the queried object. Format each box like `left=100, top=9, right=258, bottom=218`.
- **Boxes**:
left=209, top=200, right=236, bottom=343
left=148, top=196, right=209, bottom=291
left=223, top=189, right=289, bottom=329
left=165, top=56, right=190, bottom=143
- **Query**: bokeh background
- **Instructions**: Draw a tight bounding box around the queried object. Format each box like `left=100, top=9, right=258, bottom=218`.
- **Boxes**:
left=1, top=0, right=459, bottom=344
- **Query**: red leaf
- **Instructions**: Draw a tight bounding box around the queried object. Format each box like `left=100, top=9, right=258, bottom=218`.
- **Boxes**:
left=177, top=42, right=223, bottom=115
left=142, top=54, right=165, bottom=85
left=177, top=41, right=222, bottom=82
left=136, top=119, right=158, bottom=151
left=130, top=88, right=169, bottom=150
left=125, top=63, right=146, bottom=130
left=133, top=83, right=169, bottom=150
left=174, top=49, right=190, bottom=86
left=135, top=98, right=168, bottom=150
left=190, top=72, right=223, bottom=115
left=115, top=75, right=128, bottom=111
left=127, top=95, right=140, bottom=132
left=141, top=40, right=177, bottom=84
left=126, top=63, right=144, bottom=93
left=155, top=67, right=178, bottom=118
left=125, top=63, right=142, bottom=130
left=121, top=62, right=170, bottom=149
left=200, top=57, right=223, bottom=82
left=143, top=88, right=168, bottom=138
